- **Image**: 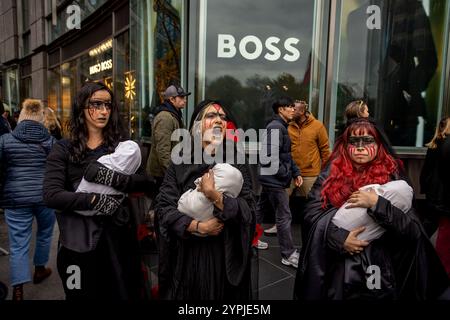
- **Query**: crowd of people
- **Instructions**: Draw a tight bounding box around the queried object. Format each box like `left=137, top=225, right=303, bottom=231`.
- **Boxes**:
left=0, top=81, right=449, bottom=301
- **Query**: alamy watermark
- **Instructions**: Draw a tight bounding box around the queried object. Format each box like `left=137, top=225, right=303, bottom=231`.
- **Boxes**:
left=66, top=265, right=81, bottom=290
left=366, top=5, right=381, bottom=30
left=169, top=128, right=281, bottom=175
left=366, top=265, right=381, bottom=290
left=51, top=0, right=82, bottom=30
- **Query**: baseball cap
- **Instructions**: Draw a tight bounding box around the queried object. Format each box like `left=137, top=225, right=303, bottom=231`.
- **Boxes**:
left=163, top=85, right=191, bottom=99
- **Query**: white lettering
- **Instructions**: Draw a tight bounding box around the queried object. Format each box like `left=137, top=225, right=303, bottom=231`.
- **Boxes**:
left=264, top=37, right=281, bottom=61
left=366, top=5, right=381, bottom=29
left=217, top=34, right=300, bottom=62
left=239, top=35, right=263, bottom=60
left=66, top=265, right=81, bottom=290
left=283, top=38, right=300, bottom=61
left=366, top=265, right=381, bottom=289
left=89, top=59, right=113, bottom=75
left=66, top=5, right=81, bottom=30
left=217, top=34, right=236, bottom=58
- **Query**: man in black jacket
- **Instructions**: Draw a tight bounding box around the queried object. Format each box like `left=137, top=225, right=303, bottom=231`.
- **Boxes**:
left=256, top=96, right=303, bottom=268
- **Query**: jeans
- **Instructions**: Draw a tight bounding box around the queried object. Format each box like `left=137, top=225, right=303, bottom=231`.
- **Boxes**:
left=256, top=187, right=295, bottom=259
left=5, top=205, right=55, bottom=286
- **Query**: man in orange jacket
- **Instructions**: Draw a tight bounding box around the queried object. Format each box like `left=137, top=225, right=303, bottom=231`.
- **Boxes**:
left=264, top=100, right=331, bottom=236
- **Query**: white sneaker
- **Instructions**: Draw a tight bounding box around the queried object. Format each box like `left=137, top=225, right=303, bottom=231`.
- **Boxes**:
left=256, top=239, right=269, bottom=250
left=264, top=225, right=277, bottom=236
left=281, top=250, right=299, bottom=268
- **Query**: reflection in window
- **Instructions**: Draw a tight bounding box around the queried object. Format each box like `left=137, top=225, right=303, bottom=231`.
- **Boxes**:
left=131, top=0, right=184, bottom=141
left=48, top=67, right=61, bottom=129
left=201, top=0, right=314, bottom=131
left=331, top=0, right=449, bottom=148
left=4, top=68, right=20, bottom=112
left=61, top=61, right=77, bottom=131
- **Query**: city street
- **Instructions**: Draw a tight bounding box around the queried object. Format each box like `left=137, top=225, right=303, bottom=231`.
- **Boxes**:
left=0, top=212, right=301, bottom=300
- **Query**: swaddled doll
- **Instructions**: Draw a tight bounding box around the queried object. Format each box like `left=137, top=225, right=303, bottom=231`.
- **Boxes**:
left=332, top=180, right=413, bottom=241
left=75, top=140, right=142, bottom=216
left=177, top=163, right=243, bottom=223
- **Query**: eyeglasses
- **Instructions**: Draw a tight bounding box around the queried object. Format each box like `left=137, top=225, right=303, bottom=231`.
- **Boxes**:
left=87, top=100, right=112, bottom=111
left=205, top=112, right=228, bottom=121
left=348, top=135, right=376, bottom=146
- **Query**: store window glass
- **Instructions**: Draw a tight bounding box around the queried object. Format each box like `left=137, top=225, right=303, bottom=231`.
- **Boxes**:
left=47, top=0, right=109, bottom=42
left=198, top=0, right=315, bottom=131
left=114, top=32, right=134, bottom=138
left=4, top=68, right=20, bottom=112
left=20, top=77, right=32, bottom=101
left=130, top=0, right=185, bottom=141
left=61, top=60, right=77, bottom=130
left=329, top=0, right=450, bottom=148
left=79, top=39, right=113, bottom=86
left=48, top=67, right=61, bottom=126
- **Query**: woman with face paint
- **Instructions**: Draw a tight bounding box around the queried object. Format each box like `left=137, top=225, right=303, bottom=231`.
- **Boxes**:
left=294, top=118, right=449, bottom=300
left=155, top=100, right=256, bottom=300
left=43, top=82, right=154, bottom=300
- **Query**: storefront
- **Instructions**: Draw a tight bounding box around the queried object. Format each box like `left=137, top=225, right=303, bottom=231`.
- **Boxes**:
left=46, top=1, right=135, bottom=137
left=131, top=0, right=450, bottom=145
left=41, top=0, right=450, bottom=192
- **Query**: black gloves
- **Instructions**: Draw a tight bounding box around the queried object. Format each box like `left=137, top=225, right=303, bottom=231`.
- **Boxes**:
left=91, top=193, right=124, bottom=216
left=84, top=161, right=130, bottom=192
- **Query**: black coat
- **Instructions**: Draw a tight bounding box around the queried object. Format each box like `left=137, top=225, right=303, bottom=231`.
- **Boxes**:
left=0, top=120, right=55, bottom=208
left=420, top=138, right=450, bottom=217
left=294, top=169, right=449, bottom=300
left=155, top=149, right=256, bottom=300
left=43, top=139, right=152, bottom=252
left=258, top=114, right=300, bottom=188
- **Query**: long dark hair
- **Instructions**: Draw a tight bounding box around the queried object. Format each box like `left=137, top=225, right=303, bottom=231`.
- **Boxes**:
left=68, top=81, right=126, bottom=163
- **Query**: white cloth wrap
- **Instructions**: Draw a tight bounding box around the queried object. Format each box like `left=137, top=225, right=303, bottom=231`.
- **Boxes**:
left=332, top=180, right=413, bottom=241
left=177, top=163, right=244, bottom=222
left=75, top=140, right=142, bottom=216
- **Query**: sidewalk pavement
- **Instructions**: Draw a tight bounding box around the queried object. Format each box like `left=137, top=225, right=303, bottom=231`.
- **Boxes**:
left=0, top=211, right=301, bottom=300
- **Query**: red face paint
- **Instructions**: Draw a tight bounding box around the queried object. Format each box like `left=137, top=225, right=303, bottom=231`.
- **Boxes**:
left=347, top=134, right=378, bottom=164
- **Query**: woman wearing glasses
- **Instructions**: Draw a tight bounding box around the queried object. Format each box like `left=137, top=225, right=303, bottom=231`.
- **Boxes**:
left=294, top=118, right=449, bottom=300
left=43, top=81, right=153, bottom=300
left=155, top=100, right=256, bottom=300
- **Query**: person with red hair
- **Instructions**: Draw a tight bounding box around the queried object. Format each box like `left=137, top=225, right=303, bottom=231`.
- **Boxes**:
left=294, top=118, right=449, bottom=300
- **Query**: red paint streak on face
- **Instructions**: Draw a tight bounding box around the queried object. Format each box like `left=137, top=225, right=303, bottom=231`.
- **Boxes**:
left=366, top=144, right=377, bottom=159
left=213, top=103, right=221, bottom=111
left=348, top=145, right=357, bottom=157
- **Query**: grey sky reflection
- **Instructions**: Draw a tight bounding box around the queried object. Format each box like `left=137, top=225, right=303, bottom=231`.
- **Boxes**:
left=204, top=0, right=314, bottom=85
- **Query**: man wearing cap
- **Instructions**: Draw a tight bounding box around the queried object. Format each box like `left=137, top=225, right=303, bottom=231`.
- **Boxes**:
left=147, top=85, right=191, bottom=188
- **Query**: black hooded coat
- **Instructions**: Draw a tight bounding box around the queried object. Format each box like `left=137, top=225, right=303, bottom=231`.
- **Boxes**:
left=294, top=119, right=449, bottom=300
left=155, top=102, right=256, bottom=300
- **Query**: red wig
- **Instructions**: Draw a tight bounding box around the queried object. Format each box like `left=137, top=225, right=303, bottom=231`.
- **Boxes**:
left=321, top=120, right=403, bottom=208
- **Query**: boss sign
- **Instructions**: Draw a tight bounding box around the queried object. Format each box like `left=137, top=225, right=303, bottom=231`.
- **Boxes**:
left=217, top=34, right=300, bottom=62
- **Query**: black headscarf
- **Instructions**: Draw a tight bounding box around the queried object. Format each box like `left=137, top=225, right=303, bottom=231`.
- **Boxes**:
left=188, top=99, right=238, bottom=131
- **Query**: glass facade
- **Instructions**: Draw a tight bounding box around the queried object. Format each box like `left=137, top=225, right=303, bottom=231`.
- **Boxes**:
left=329, top=0, right=450, bottom=149
left=47, top=35, right=130, bottom=135
left=2, top=68, right=20, bottom=113
left=36, top=0, right=450, bottom=153
left=199, top=0, right=316, bottom=132
left=47, top=0, right=109, bottom=42
left=131, top=0, right=185, bottom=142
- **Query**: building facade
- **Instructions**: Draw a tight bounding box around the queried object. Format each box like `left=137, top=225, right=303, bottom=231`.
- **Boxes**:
left=1, top=0, right=450, bottom=195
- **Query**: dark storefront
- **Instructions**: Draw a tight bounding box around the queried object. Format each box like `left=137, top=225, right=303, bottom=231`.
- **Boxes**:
left=1, top=0, right=449, bottom=194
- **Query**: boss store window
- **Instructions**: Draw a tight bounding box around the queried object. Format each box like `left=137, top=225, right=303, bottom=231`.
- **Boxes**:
left=198, top=0, right=316, bottom=132
left=80, top=39, right=114, bottom=87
